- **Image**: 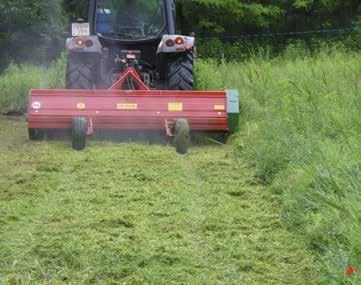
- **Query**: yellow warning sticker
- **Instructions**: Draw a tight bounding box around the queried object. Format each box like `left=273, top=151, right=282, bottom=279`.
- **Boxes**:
left=214, top=104, right=225, bottom=111
left=77, top=102, right=86, bottom=109
left=168, top=103, right=183, bottom=112
left=117, top=103, right=138, bottom=110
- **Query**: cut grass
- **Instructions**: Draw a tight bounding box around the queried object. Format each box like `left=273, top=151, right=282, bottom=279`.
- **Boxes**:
left=0, top=116, right=317, bottom=284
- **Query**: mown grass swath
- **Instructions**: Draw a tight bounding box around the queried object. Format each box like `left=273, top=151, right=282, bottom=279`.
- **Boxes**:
left=0, top=126, right=317, bottom=283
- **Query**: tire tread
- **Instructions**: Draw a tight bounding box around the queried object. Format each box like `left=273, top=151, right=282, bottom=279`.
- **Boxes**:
left=167, top=52, right=194, bottom=90
left=174, top=118, right=190, bottom=154
left=72, top=117, right=87, bottom=150
left=66, top=55, right=94, bottom=89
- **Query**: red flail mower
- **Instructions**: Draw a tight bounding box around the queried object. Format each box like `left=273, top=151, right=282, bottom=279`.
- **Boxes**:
left=27, top=0, right=240, bottom=154
left=28, top=67, right=239, bottom=154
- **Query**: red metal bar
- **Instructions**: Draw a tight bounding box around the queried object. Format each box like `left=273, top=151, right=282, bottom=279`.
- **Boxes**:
left=165, top=120, right=174, bottom=137
left=29, top=123, right=228, bottom=131
left=110, top=67, right=150, bottom=90
left=29, top=89, right=225, bottom=97
left=87, top=118, right=93, bottom=135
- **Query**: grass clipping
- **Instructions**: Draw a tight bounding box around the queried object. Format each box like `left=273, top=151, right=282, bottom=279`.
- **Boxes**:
left=0, top=117, right=316, bottom=284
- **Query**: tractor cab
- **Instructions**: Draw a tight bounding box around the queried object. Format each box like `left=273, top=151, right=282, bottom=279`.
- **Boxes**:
left=95, top=0, right=167, bottom=41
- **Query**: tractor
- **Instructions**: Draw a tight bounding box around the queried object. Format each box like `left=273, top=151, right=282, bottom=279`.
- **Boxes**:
left=66, top=0, right=194, bottom=91
left=28, top=0, right=239, bottom=154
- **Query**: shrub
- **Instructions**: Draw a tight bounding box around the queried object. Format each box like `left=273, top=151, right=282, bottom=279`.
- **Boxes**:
left=0, top=54, right=66, bottom=113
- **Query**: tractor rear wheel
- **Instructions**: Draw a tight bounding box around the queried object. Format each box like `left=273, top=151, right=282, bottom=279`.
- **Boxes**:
left=167, top=51, right=194, bottom=90
left=72, top=117, right=87, bottom=151
left=174, top=119, right=190, bottom=155
left=66, top=54, right=95, bottom=89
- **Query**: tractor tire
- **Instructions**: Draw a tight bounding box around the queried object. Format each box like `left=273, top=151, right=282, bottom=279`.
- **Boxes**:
left=174, top=119, right=190, bottom=155
left=66, top=55, right=95, bottom=89
left=29, top=129, right=44, bottom=140
left=167, top=51, right=194, bottom=90
left=72, top=117, right=87, bottom=151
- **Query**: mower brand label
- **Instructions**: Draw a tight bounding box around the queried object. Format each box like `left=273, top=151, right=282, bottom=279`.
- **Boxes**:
left=214, top=105, right=225, bottom=111
left=117, top=103, right=138, bottom=110
left=168, top=103, right=183, bottom=112
left=77, top=102, right=86, bottom=109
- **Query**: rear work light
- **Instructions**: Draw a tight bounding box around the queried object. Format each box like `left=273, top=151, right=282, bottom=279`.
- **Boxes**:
left=85, top=39, right=93, bottom=47
left=165, top=39, right=175, bottom=47
left=75, top=37, right=84, bottom=46
left=175, top=37, right=184, bottom=45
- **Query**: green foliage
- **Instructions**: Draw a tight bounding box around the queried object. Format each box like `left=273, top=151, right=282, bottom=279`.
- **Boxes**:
left=0, top=55, right=66, bottom=113
left=196, top=49, right=361, bottom=283
left=197, top=33, right=361, bottom=61
left=62, top=0, right=89, bottom=20
left=178, top=0, right=361, bottom=35
left=181, top=0, right=283, bottom=34
left=1, top=0, right=360, bottom=70
left=0, top=0, right=67, bottom=70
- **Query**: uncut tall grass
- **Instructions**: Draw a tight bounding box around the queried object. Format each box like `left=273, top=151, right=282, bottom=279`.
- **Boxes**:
left=0, top=54, right=66, bottom=113
left=197, top=47, right=361, bottom=284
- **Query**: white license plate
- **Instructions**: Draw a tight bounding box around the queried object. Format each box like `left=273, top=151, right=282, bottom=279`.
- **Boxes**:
left=72, top=23, right=90, bottom=37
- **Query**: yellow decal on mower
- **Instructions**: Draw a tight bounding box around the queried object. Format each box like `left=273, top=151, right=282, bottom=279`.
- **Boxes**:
left=214, top=104, right=225, bottom=111
left=77, top=102, right=86, bottom=109
left=168, top=103, right=183, bottom=112
left=117, top=103, right=138, bottom=110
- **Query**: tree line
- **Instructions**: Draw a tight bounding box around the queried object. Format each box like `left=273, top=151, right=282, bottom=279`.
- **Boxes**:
left=0, top=0, right=360, bottom=69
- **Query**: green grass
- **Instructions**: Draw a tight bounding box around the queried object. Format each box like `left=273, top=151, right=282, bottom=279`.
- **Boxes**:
left=0, top=47, right=360, bottom=283
left=196, top=49, right=361, bottom=284
left=0, top=117, right=316, bottom=284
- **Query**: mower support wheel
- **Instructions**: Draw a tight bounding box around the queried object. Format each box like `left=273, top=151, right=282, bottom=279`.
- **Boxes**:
left=174, top=119, right=190, bottom=155
left=29, top=129, right=44, bottom=140
left=72, top=117, right=87, bottom=151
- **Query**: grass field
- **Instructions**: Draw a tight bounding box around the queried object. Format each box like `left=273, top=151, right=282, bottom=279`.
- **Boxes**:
left=0, top=116, right=317, bottom=284
left=0, top=47, right=360, bottom=284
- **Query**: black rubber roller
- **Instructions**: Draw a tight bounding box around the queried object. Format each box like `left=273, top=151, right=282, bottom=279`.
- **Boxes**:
left=72, top=117, right=87, bottom=151
left=174, top=119, right=190, bottom=154
left=28, top=129, right=44, bottom=140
